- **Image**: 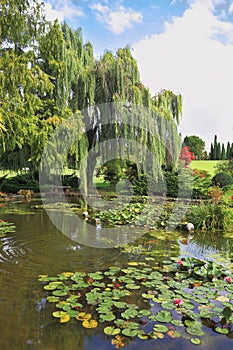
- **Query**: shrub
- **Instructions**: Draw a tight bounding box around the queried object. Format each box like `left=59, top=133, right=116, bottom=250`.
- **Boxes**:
left=185, top=203, right=233, bottom=231
left=0, top=175, right=39, bottom=193
left=192, top=173, right=212, bottom=199
left=62, top=175, right=80, bottom=189
left=132, top=174, right=165, bottom=196
left=212, top=172, right=233, bottom=188
left=164, top=171, right=178, bottom=198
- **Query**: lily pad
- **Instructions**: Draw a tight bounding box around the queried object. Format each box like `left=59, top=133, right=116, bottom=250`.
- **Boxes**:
left=47, top=296, right=60, bottom=303
left=190, top=338, right=202, bottom=345
left=104, top=326, right=121, bottom=335
left=215, top=327, right=229, bottom=334
left=52, top=311, right=67, bottom=318
left=76, top=312, right=92, bottom=321
left=153, top=324, right=169, bottom=333
left=186, top=328, right=204, bottom=336
left=122, top=328, right=139, bottom=337
left=60, top=314, right=71, bottom=323
left=155, top=310, right=172, bottom=323
left=82, top=319, right=98, bottom=328
left=52, top=290, right=68, bottom=297
left=161, top=302, right=176, bottom=310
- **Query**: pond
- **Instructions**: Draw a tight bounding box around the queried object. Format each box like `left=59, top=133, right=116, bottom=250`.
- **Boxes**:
left=1, top=200, right=233, bottom=350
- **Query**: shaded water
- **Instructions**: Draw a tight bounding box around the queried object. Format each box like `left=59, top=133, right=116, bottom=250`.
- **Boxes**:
left=1, top=201, right=233, bottom=350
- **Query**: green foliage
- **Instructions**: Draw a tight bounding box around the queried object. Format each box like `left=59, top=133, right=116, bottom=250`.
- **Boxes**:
left=0, top=174, right=39, bottom=193
left=96, top=159, right=128, bottom=185
left=0, top=0, right=183, bottom=192
left=183, top=135, right=205, bottom=159
left=39, top=257, right=233, bottom=348
left=185, top=203, right=233, bottom=231
left=0, top=220, right=16, bottom=238
left=212, top=172, right=233, bottom=188
left=164, top=171, right=178, bottom=197
left=209, top=135, right=233, bottom=160
left=0, top=0, right=45, bottom=49
left=192, top=169, right=212, bottom=199
left=216, top=159, right=233, bottom=177
left=62, top=175, right=80, bottom=189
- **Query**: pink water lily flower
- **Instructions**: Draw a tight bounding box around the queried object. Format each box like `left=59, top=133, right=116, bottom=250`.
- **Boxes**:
left=177, top=260, right=183, bottom=265
left=173, top=298, right=183, bottom=306
left=225, top=276, right=232, bottom=284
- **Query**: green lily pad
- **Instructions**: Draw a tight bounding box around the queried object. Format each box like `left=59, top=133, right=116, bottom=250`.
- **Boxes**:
left=122, top=328, right=139, bottom=337
left=171, top=319, right=184, bottom=326
left=199, top=309, right=214, bottom=318
left=52, top=311, right=67, bottom=318
left=182, top=302, right=195, bottom=310
left=100, top=313, right=116, bottom=322
left=104, top=326, right=121, bottom=335
left=161, top=302, right=176, bottom=310
left=138, top=334, right=150, bottom=340
left=190, top=338, right=202, bottom=345
left=185, top=320, right=202, bottom=328
left=44, top=282, right=63, bottom=290
left=186, top=328, right=204, bottom=336
left=121, top=309, right=138, bottom=319
left=68, top=310, right=79, bottom=317
left=138, top=309, right=152, bottom=317
left=52, top=290, right=68, bottom=297
left=47, top=296, right=60, bottom=303
left=155, top=310, right=172, bottom=323
left=114, top=301, right=127, bottom=309
left=153, top=324, right=169, bottom=333
left=215, top=327, right=229, bottom=334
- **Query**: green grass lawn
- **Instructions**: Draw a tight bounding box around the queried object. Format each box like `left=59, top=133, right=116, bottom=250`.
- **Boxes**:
left=191, top=160, right=223, bottom=177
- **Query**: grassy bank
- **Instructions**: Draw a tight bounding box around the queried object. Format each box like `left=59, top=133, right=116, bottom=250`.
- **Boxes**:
left=191, top=160, right=221, bottom=176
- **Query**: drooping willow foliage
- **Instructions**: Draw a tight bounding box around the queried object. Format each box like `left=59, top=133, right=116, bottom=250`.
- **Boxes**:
left=0, top=0, right=182, bottom=192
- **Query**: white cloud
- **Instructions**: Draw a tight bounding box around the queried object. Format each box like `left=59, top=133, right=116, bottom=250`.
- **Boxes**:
left=229, top=1, right=233, bottom=13
left=44, top=1, right=84, bottom=22
left=133, top=0, right=233, bottom=148
left=90, top=3, right=142, bottom=34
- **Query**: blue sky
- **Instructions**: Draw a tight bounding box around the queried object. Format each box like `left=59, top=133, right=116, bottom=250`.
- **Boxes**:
left=43, top=0, right=233, bottom=149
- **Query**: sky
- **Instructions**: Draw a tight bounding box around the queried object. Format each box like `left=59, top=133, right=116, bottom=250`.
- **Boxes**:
left=43, top=0, right=233, bottom=150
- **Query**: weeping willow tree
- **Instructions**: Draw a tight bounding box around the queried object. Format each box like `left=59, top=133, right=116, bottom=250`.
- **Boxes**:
left=0, top=0, right=182, bottom=193
left=0, top=0, right=55, bottom=172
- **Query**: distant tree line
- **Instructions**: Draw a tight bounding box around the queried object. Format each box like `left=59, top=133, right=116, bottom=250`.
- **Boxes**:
left=209, top=135, right=233, bottom=160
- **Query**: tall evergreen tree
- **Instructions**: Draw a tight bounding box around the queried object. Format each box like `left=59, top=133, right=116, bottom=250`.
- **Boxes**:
left=226, top=142, right=231, bottom=160
left=213, top=134, right=218, bottom=160
left=221, top=144, right=226, bottom=160
left=216, top=142, right=221, bottom=160
left=210, top=143, right=214, bottom=160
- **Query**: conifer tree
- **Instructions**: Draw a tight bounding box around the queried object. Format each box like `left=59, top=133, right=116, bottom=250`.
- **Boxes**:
left=221, top=144, right=226, bottom=160
left=226, top=142, right=231, bottom=160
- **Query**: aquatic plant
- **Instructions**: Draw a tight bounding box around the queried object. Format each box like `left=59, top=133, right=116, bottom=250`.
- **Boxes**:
left=39, top=257, right=233, bottom=348
left=0, top=219, right=16, bottom=238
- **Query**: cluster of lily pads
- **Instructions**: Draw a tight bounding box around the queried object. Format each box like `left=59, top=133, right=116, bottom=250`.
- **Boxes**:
left=95, top=201, right=178, bottom=228
left=39, top=257, right=233, bottom=348
left=0, top=219, right=16, bottom=238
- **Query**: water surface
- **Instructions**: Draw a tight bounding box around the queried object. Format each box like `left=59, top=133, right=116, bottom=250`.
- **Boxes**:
left=1, top=201, right=233, bottom=349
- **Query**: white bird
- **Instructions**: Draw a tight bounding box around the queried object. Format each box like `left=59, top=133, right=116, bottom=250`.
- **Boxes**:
left=186, top=223, right=194, bottom=231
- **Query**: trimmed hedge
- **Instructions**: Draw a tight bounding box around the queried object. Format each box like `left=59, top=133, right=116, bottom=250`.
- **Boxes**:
left=212, top=172, right=233, bottom=188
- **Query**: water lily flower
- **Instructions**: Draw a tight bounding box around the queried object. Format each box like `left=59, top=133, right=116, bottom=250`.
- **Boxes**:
left=225, top=276, right=231, bottom=284
left=173, top=298, right=183, bottom=307
left=177, top=260, right=183, bottom=265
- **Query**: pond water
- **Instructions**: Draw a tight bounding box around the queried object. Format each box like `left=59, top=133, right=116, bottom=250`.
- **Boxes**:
left=1, top=200, right=233, bottom=350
